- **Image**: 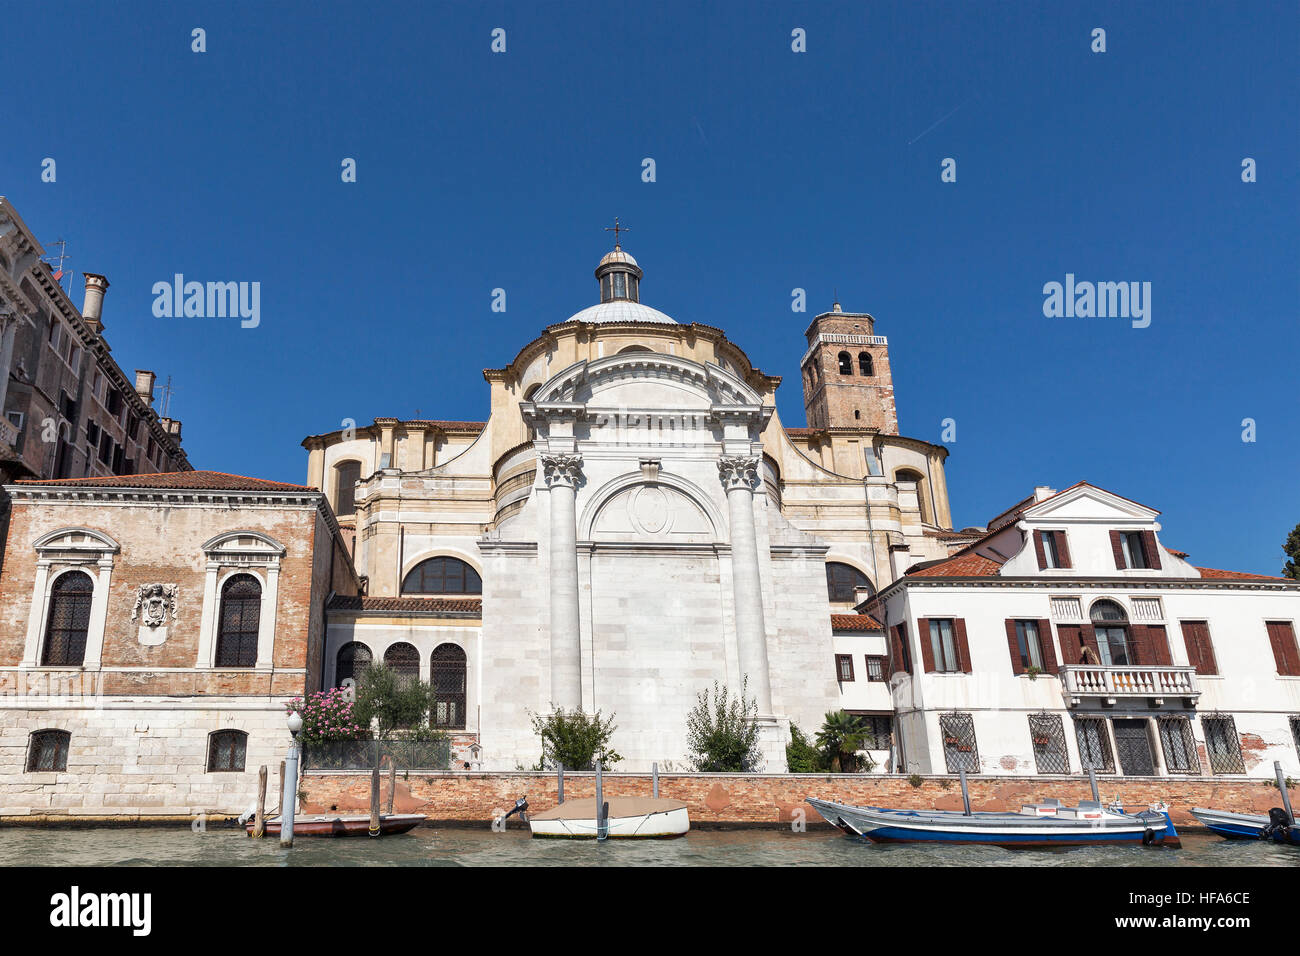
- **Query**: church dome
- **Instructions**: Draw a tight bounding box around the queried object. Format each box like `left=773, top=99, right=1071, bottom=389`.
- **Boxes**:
left=576, top=223, right=674, bottom=322
left=566, top=301, right=677, bottom=325
left=598, top=248, right=639, bottom=269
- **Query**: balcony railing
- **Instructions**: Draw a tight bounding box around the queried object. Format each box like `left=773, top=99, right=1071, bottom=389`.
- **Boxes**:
left=1060, top=665, right=1200, bottom=706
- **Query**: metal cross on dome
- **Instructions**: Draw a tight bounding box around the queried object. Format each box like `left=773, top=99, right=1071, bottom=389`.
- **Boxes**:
left=604, top=217, right=630, bottom=247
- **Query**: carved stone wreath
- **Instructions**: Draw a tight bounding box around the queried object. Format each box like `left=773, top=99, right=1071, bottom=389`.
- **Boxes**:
left=131, top=583, right=178, bottom=628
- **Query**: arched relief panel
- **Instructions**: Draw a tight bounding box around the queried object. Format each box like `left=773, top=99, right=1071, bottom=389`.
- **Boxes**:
left=580, top=471, right=722, bottom=543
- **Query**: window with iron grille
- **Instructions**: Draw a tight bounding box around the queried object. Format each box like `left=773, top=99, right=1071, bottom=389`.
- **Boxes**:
left=335, top=641, right=372, bottom=688
left=384, top=642, right=420, bottom=688
left=939, top=712, right=979, bottom=773
left=214, top=574, right=261, bottom=667
left=1073, top=717, right=1115, bottom=774
left=1202, top=715, right=1246, bottom=774
left=207, top=730, right=247, bottom=772
left=430, top=644, right=467, bottom=729
left=26, top=730, right=70, bottom=772
left=1028, top=713, right=1070, bottom=774
left=866, top=656, right=886, bottom=682
left=401, top=556, right=482, bottom=595
left=854, top=714, right=893, bottom=750
left=1292, top=716, right=1300, bottom=762
left=334, top=460, right=362, bottom=517
left=835, top=654, right=855, bottom=682
left=826, top=562, right=872, bottom=603
left=1157, top=717, right=1201, bottom=774
left=41, top=571, right=93, bottom=666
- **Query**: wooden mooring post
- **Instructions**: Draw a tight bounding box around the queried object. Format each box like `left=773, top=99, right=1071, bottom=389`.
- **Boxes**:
left=387, top=760, right=396, bottom=815
left=369, top=764, right=381, bottom=837
left=595, top=760, right=609, bottom=841
left=557, top=766, right=564, bottom=804
left=1276, top=761, right=1295, bottom=825
left=251, top=765, right=267, bottom=838
left=958, top=768, right=971, bottom=816
left=1088, top=768, right=1100, bottom=802
left=652, top=762, right=659, bottom=799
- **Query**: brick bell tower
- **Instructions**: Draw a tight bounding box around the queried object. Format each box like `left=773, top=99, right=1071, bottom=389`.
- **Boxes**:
left=800, top=302, right=899, bottom=433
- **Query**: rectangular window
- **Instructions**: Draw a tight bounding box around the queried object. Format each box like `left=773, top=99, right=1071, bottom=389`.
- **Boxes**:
left=26, top=731, right=70, bottom=772
left=864, top=449, right=883, bottom=476
left=1157, top=717, right=1201, bottom=774
left=1074, top=717, right=1115, bottom=774
left=1120, top=531, right=1148, bottom=569
left=892, top=623, right=911, bottom=675
left=835, top=654, right=854, bottom=682
left=928, top=619, right=960, bottom=673
left=865, top=656, right=886, bottom=682
left=1037, top=531, right=1061, bottom=569
left=1291, top=716, right=1300, bottom=762
left=97, top=432, right=113, bottom=465
left=106, top=389, right=123, bottom=416
left=939, top=713, right=979, bottom=773
left=855, top=715, right=893, bottom=751
left=1014, top=620, right=1044, bottom=670
left=85, top=420, right=100, bottom=448
left=49, top=323, right=61, bottom=349
left=1028, top=713, right=1069, bottom=774
left=1095, top=626, right=1132, bottom=666
left=1202, top=715, right=1246, bottom=774
left=1180, top=620, right=1218, bottom=675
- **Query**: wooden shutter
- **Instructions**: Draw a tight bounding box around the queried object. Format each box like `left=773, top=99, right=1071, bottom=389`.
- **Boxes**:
left=1058, top=624, right=1083, bottom=665
left=1082, top=624, right=1102, bottom=663
left=1109, top=530, right=1127, bottom=569
left=917, top=618, right=935, bottom=672
left=1033, top=532, right=1048, bottom=570
left=1130, top=625, right=1152, bottom=665
left=1037, top=619, right=1059, bottom=674
left=888, top=625, right=903, bottom=676
left=1146, top=624, right=1171, bottom=665
left=1180, top=621, right=1218, bottom=675
left=954, top=618, right=972, bottom=673
left=1054, top=531, right=1073, bottom=569
left=1005, top=619, right=1025, bottom=674
left=1267, top=621, right=1300, bottom=676
left=1140, top=530, right=1162, bottom=570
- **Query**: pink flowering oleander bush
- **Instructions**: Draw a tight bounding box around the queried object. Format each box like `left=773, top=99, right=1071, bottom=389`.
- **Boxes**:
left=286, top=688, right=368, bottom=746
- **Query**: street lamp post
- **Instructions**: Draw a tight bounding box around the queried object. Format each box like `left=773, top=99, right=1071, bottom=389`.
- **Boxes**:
left=280, top=711, right=303, bottom=849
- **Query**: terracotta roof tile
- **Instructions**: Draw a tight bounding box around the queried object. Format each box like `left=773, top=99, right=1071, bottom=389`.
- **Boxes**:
left=831, top=613, right=883, bottom=631
left=406, top=421, right=486, bottom=432
left=14, top=470, right=316, bottom=492
left=1194, top=567, right=1292, bottom=582
left=906, top=552, right=1004, bottom=577
left=329, top=595, right=483, bottom=614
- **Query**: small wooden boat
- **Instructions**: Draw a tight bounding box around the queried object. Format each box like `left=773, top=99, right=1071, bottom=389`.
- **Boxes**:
left=1191, top=807, right=1299, bottom=845
left=528, top=797, right=689, bottom=839
left=806, top=797, right=1179, bottom=847
left=247, top=813, right=426, bottom=837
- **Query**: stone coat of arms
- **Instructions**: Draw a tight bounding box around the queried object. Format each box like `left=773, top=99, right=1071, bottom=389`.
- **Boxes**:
left=132, top=584, right=178, bottom=628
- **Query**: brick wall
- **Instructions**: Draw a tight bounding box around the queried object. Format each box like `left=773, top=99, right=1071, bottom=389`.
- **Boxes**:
left=300, top=771, right=1300, bottom=827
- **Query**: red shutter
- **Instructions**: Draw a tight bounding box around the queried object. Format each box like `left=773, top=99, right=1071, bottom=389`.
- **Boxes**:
left=1140, top=530, right=1162, bottom=570
left=1130, top=625, right=1152, bottom=665
left=1181, top=621, right=1217, bottom=675
left=1033, top=532, right=1048, bottom=570
left=898, top=622, right=912, bottom=674
left=917, top=618, right=935, bottom=673
left=1109, top=530, right=1127, bottom=569
left=1267, top=622, right=1300, bottom=676
left=1038, top=619, right=1059, bottom=674
left=1005, top=619, right=1025, bottom=674
left=1058, top=624, right=1082, bottom=665
left=1054, top=531, right=1073, bottom=570
left=954, top=618, right=972, bottom=673
left=888, top=625, right=903, bottom=676
left=1146, top=624, right=1171, bottom=665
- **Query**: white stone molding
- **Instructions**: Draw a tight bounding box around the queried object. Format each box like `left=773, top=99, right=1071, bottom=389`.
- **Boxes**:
left=22, top=528, right=120, bottom=669
left=717, top=455, right=773, bottom=713
left=540, top=453, right=584, bottom=490
left=195, top=532, right=285, bottom=669
left=578, top=469, right=723, bottom=540
left=541, top=453, right=583, bottom=710
left=717, top=455, right=760, bottom=492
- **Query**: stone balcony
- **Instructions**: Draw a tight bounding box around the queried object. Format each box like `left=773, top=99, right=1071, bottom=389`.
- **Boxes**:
left=1060, top=664, right=1200, bottom=707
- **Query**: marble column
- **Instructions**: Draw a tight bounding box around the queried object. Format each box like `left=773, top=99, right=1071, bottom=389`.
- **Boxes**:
left=542, top=453, right=583, bottom=711
left=718, top=455, right=773, bottom=713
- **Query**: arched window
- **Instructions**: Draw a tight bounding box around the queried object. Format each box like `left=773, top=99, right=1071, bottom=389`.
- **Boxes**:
left=826, top=562, right=874, bottom=604
left=858, top=352, right=873, bottom=376
left=41, top=571, right=94, bottom=666
left=334, top=460, right=362, bottom=517
left=1090, top=600, right=1131, bottom=666
left=215, top=574, right=261, bottom=667
left=402, top=556, right=482, bottom=595
left=207, top=730, right=248, bottom=772
left=26, top=730, right=70, bottom=772
left=384, top=642, right=420, bottom=686
left=896, top=468, right=934, bottom=525
left=837, top=351, right=853, bottom=375
left=617, top=344, right=653, bottom=354
left=430, top=644, right=467, bottom=729
left=335, top=641, right=372, bottom=688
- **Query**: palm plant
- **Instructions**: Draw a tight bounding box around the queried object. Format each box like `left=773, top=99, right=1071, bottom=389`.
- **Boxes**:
left=815, top=710, right=867, bottom=772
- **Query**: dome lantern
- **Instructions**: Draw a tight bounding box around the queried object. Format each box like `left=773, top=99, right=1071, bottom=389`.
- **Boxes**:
left=595, top=218, right=642, bottom=303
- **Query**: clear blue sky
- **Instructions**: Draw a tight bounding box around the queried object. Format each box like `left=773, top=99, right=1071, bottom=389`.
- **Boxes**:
left=3, top=1, right=1296, bottom=575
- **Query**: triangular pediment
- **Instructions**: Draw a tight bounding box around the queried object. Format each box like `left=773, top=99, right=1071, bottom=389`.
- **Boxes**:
left=1021, top=482, right=1159, bottom=524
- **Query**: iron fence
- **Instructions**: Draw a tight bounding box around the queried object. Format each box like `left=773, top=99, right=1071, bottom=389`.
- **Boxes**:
left=1028, top=713, right=1070, bottom=774
left=302, top=737, right=452, bottom=772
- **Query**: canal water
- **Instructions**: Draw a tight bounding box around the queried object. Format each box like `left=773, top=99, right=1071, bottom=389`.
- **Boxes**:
left=0, top=826, right=1295, bottom=866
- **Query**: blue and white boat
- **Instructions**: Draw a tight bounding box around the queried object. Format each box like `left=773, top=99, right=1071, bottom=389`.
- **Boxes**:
left=806, top=796, right=1180, bottom=848
left=1190, top=807, right=1299, bottom=846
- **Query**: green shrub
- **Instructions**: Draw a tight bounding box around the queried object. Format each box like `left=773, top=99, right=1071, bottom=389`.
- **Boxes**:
left=815, top=710, right=875, bottom=773
left=352, top=663, right=437, bottom=740
left=530, top=708, right=621, bottom=771
left=786, top=723, right=829, bottom=773
left=685, top=678, right=764, bottom=772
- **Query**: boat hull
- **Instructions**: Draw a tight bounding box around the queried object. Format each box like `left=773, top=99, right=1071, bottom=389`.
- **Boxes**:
left=247, top=814, right=426, bottom=837
left=528, top=797, right=690, bottom=839
left=1191, top=808, right=1300, bottom=845
left=807, top=798, right=1179, bottom=848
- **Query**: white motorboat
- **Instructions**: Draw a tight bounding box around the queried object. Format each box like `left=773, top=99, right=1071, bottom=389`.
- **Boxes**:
left=527, top=796, right=690, bottom=839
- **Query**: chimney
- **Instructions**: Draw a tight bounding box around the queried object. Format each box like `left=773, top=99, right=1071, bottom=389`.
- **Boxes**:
left=160, top=417, right=182, bottom=444
left=134, top=370, right=156, bottom=406
left=1033, top=485, right=1057, bottom=502
left=81, top=273, right=110, bottom=333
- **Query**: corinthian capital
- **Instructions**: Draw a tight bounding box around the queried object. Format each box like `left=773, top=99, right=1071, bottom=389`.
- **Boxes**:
left=717, top=455, right=759, bottom=491
left=541, top=453, right=583, bottom=489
